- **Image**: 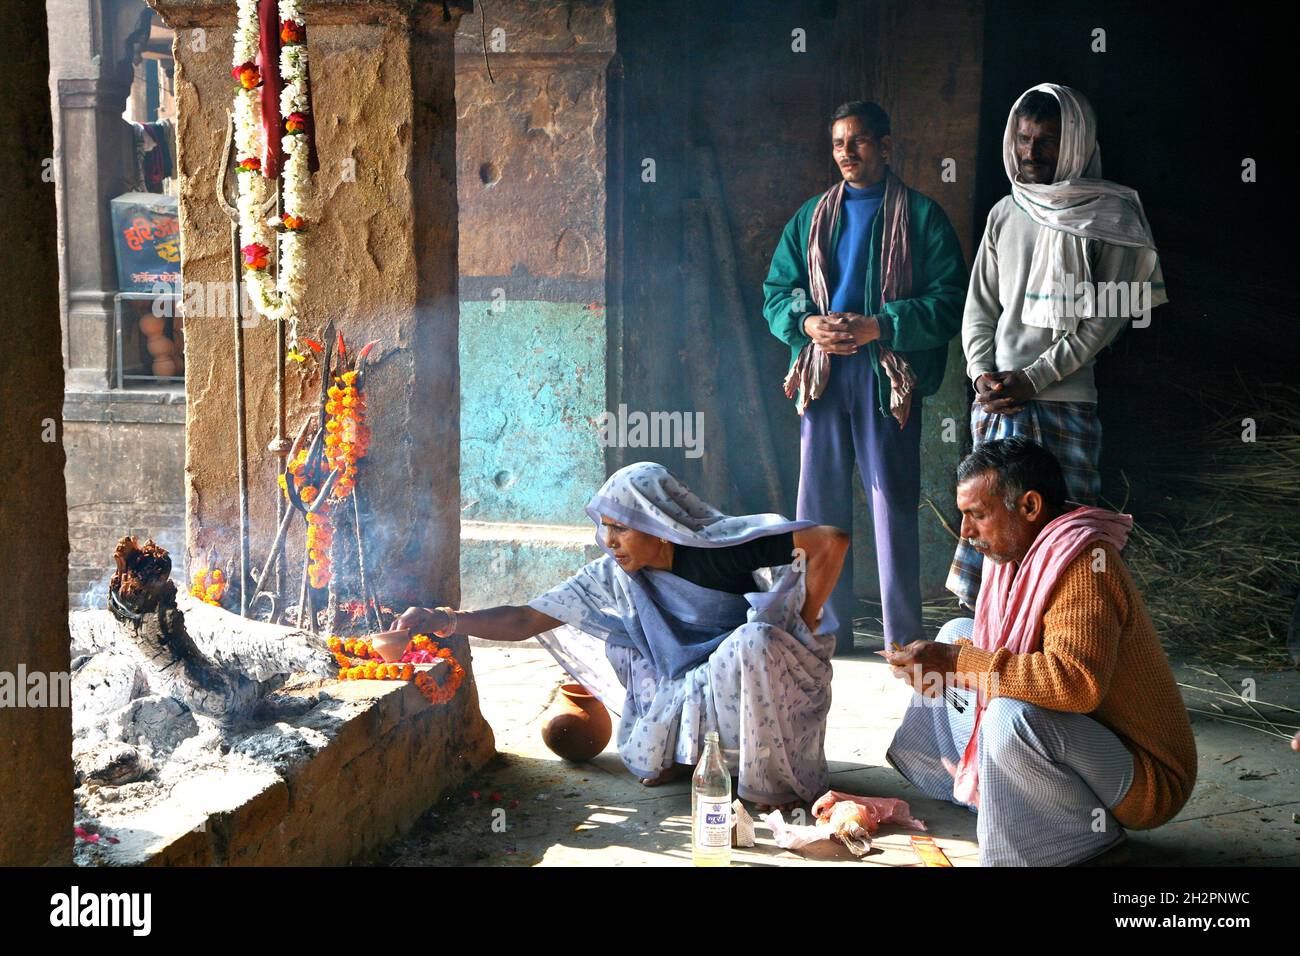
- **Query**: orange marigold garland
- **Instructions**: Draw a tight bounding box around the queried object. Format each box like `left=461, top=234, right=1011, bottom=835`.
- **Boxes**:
left=305, top=508, right=333, bottom=589
left=280, top=445, right=334, bottom=588
left=279, top=335, right=374, bottom=593
left=328, top=633, right=464, bottom=705
left=324, top=368, right=369, bottom=499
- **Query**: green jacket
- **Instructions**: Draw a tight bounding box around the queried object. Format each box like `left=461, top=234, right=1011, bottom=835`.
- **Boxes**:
left=762, top=186, right=967, bottom=418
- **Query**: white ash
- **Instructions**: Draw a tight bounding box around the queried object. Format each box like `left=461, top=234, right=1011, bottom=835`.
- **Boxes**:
left=69, top=598, right=340, bottom=845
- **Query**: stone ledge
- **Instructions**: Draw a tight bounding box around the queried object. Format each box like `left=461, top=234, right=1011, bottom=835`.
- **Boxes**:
left=461, top=521, right=599, bottom=610
left=64, top=387, right=187, bottom=424
left=77, top=659, right=495, bottom=866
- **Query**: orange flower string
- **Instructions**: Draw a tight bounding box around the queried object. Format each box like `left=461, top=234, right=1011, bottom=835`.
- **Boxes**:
left=281, top=444, right=335, bottom=589
left=328, top=632, right=464, bottom=705
left=324, top=369, right=369, bottom=499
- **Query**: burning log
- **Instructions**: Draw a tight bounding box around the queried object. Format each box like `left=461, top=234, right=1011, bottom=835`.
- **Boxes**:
left=175, top=591, right=334, bottom=683
left=110, top=536, right=177, bottom=618
left=75, top=537, right=335, bottom=724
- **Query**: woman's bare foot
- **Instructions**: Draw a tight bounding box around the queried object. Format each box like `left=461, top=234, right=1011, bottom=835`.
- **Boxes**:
left=754, top=799, right=803, bottom=815
left=640, top=763, right=692, bottom=787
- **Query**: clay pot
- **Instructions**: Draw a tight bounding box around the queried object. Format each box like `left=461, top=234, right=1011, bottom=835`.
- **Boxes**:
left=146, top=334, right=175, bottom=357
left=369, top=628, right=411, bottom=663
left=541, top=683, right=612, bottom=763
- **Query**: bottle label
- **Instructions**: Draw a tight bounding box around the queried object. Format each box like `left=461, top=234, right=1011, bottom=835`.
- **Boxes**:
left=695, top=799, right=730, bottom=848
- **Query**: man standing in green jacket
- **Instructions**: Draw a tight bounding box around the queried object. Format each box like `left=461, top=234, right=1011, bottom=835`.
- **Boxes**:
left=763, top=101, right=966, bottom=653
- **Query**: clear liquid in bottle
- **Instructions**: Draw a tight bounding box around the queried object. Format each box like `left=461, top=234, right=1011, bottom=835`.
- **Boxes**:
left=691, top=730, right=731, bottom=866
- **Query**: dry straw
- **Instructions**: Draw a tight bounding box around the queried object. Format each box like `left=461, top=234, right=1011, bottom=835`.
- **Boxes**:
left=1110, top=381, right=1299, bottom=667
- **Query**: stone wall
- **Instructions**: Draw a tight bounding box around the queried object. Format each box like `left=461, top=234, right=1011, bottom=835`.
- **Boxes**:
left=64, top=391, right=186, bottom=608
left=454, top=1, right=614, bottom=606
left=830, top=0, right=984, bottom=599
left=0, top=0, right=73, bottom=865
left=614, top=0, right=984, bottom=601
left=46, top=0, right=190, bottom=610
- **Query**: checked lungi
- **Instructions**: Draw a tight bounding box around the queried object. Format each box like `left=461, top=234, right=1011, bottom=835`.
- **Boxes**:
left=945, top=399, right=1102, bottom=609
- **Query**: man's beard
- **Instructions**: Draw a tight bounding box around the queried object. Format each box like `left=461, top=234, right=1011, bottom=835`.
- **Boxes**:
left=964, top=537, right=1013, bottom=564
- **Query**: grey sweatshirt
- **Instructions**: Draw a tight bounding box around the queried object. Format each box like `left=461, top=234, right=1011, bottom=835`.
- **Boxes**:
left=963, top=195, right=1147, bottom=403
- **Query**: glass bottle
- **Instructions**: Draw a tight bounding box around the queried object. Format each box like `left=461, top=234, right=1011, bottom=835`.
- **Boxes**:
left=691, top=730, right=731, bottom=866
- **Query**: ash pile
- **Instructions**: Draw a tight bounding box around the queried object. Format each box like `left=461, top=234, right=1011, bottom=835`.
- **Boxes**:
left=70, top=536, right=337, bottom=844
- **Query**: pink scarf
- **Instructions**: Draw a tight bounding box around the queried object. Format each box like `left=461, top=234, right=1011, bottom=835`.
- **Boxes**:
left=783, top=171, right=917, bottom=426
left=951, top=505, right=1134, bottom=806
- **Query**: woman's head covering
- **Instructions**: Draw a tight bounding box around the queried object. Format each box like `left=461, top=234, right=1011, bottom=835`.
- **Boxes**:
left=586, top=461, right=812, bottom=553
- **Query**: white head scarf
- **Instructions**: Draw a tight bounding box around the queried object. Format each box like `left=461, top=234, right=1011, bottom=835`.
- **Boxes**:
left=1004, top=83, right=1167, bottom=329
left=585, top=461, right=811, bottom=551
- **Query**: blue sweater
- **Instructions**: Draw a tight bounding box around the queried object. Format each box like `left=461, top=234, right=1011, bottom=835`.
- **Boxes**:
left=829, top=180, right=885, bottom=314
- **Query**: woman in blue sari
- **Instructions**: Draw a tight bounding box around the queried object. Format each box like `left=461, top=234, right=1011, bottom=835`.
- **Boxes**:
left=397, top=462, right=848, bottom=810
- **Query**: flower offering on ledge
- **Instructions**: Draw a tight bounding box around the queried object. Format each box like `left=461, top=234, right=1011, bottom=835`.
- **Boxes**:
left=327, top=633, right=465, bottom=706
left=190, top=566, right=227, bottom=607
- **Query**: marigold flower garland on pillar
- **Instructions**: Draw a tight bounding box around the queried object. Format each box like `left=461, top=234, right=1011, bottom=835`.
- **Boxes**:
left=280, top=440, right=335, bottom=589
left=277, top=333, right=375, bottom=593
left=324, top=368, right=369, bottom=498
left=232, top=0, right=313, bottom=361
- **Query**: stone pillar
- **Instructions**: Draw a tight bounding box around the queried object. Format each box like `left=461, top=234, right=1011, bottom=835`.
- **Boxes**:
left=146, top=0, right=469, bottom=610
left=47, top=0, right=147, bottom=390
left=454, top=1, right=613, bottom=607
left=0, top=1, right=73, bottom=865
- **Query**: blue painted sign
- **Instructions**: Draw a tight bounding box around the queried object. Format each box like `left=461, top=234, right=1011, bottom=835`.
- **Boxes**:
left=110, top=192, right=181, bottom=293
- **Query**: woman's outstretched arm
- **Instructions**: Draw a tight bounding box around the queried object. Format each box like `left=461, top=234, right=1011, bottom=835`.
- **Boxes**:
left=395, top=604, right=561, bottom=642
left=791, top=525, right=851, bottom=630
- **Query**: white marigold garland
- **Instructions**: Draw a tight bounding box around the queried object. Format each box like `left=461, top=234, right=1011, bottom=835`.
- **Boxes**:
left=232, top=0, right=312, bottom=361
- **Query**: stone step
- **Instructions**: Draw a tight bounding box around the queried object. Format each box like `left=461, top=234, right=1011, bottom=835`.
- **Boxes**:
left=460, top=520, right=600, bottom=612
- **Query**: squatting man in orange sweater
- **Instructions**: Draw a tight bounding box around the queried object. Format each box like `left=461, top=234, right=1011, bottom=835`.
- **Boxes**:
left=884, top=437, right=1197, bottom=866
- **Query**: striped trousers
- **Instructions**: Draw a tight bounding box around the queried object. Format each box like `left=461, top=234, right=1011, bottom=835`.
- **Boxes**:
left=886, top=618, right=1135, bottom=866
left=945, top=399, right=1103, bottom=609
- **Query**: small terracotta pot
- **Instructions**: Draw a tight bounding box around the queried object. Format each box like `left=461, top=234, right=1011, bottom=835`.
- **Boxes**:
left=368, top=628, right=411, bottom=663
left=541, top=683, right=612, bottom=763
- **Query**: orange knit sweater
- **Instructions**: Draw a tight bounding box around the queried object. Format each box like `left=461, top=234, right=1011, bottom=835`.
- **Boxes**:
left=954, top=542, right=1197, bottom=829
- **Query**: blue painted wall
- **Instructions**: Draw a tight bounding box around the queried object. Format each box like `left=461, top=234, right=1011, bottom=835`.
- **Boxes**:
left=459, top=299, right=606, bottom=526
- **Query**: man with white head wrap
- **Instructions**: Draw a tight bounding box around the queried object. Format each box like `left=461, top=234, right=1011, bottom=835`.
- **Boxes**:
left=947, top=83, right=1168, bottom=610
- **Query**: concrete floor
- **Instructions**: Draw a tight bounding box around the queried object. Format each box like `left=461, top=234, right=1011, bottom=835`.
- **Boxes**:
left=384, top=633, right=1300, bottom=867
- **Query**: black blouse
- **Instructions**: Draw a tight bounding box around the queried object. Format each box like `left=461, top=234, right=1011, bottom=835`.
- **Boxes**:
left=669, top=532, right=796, bottom=595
